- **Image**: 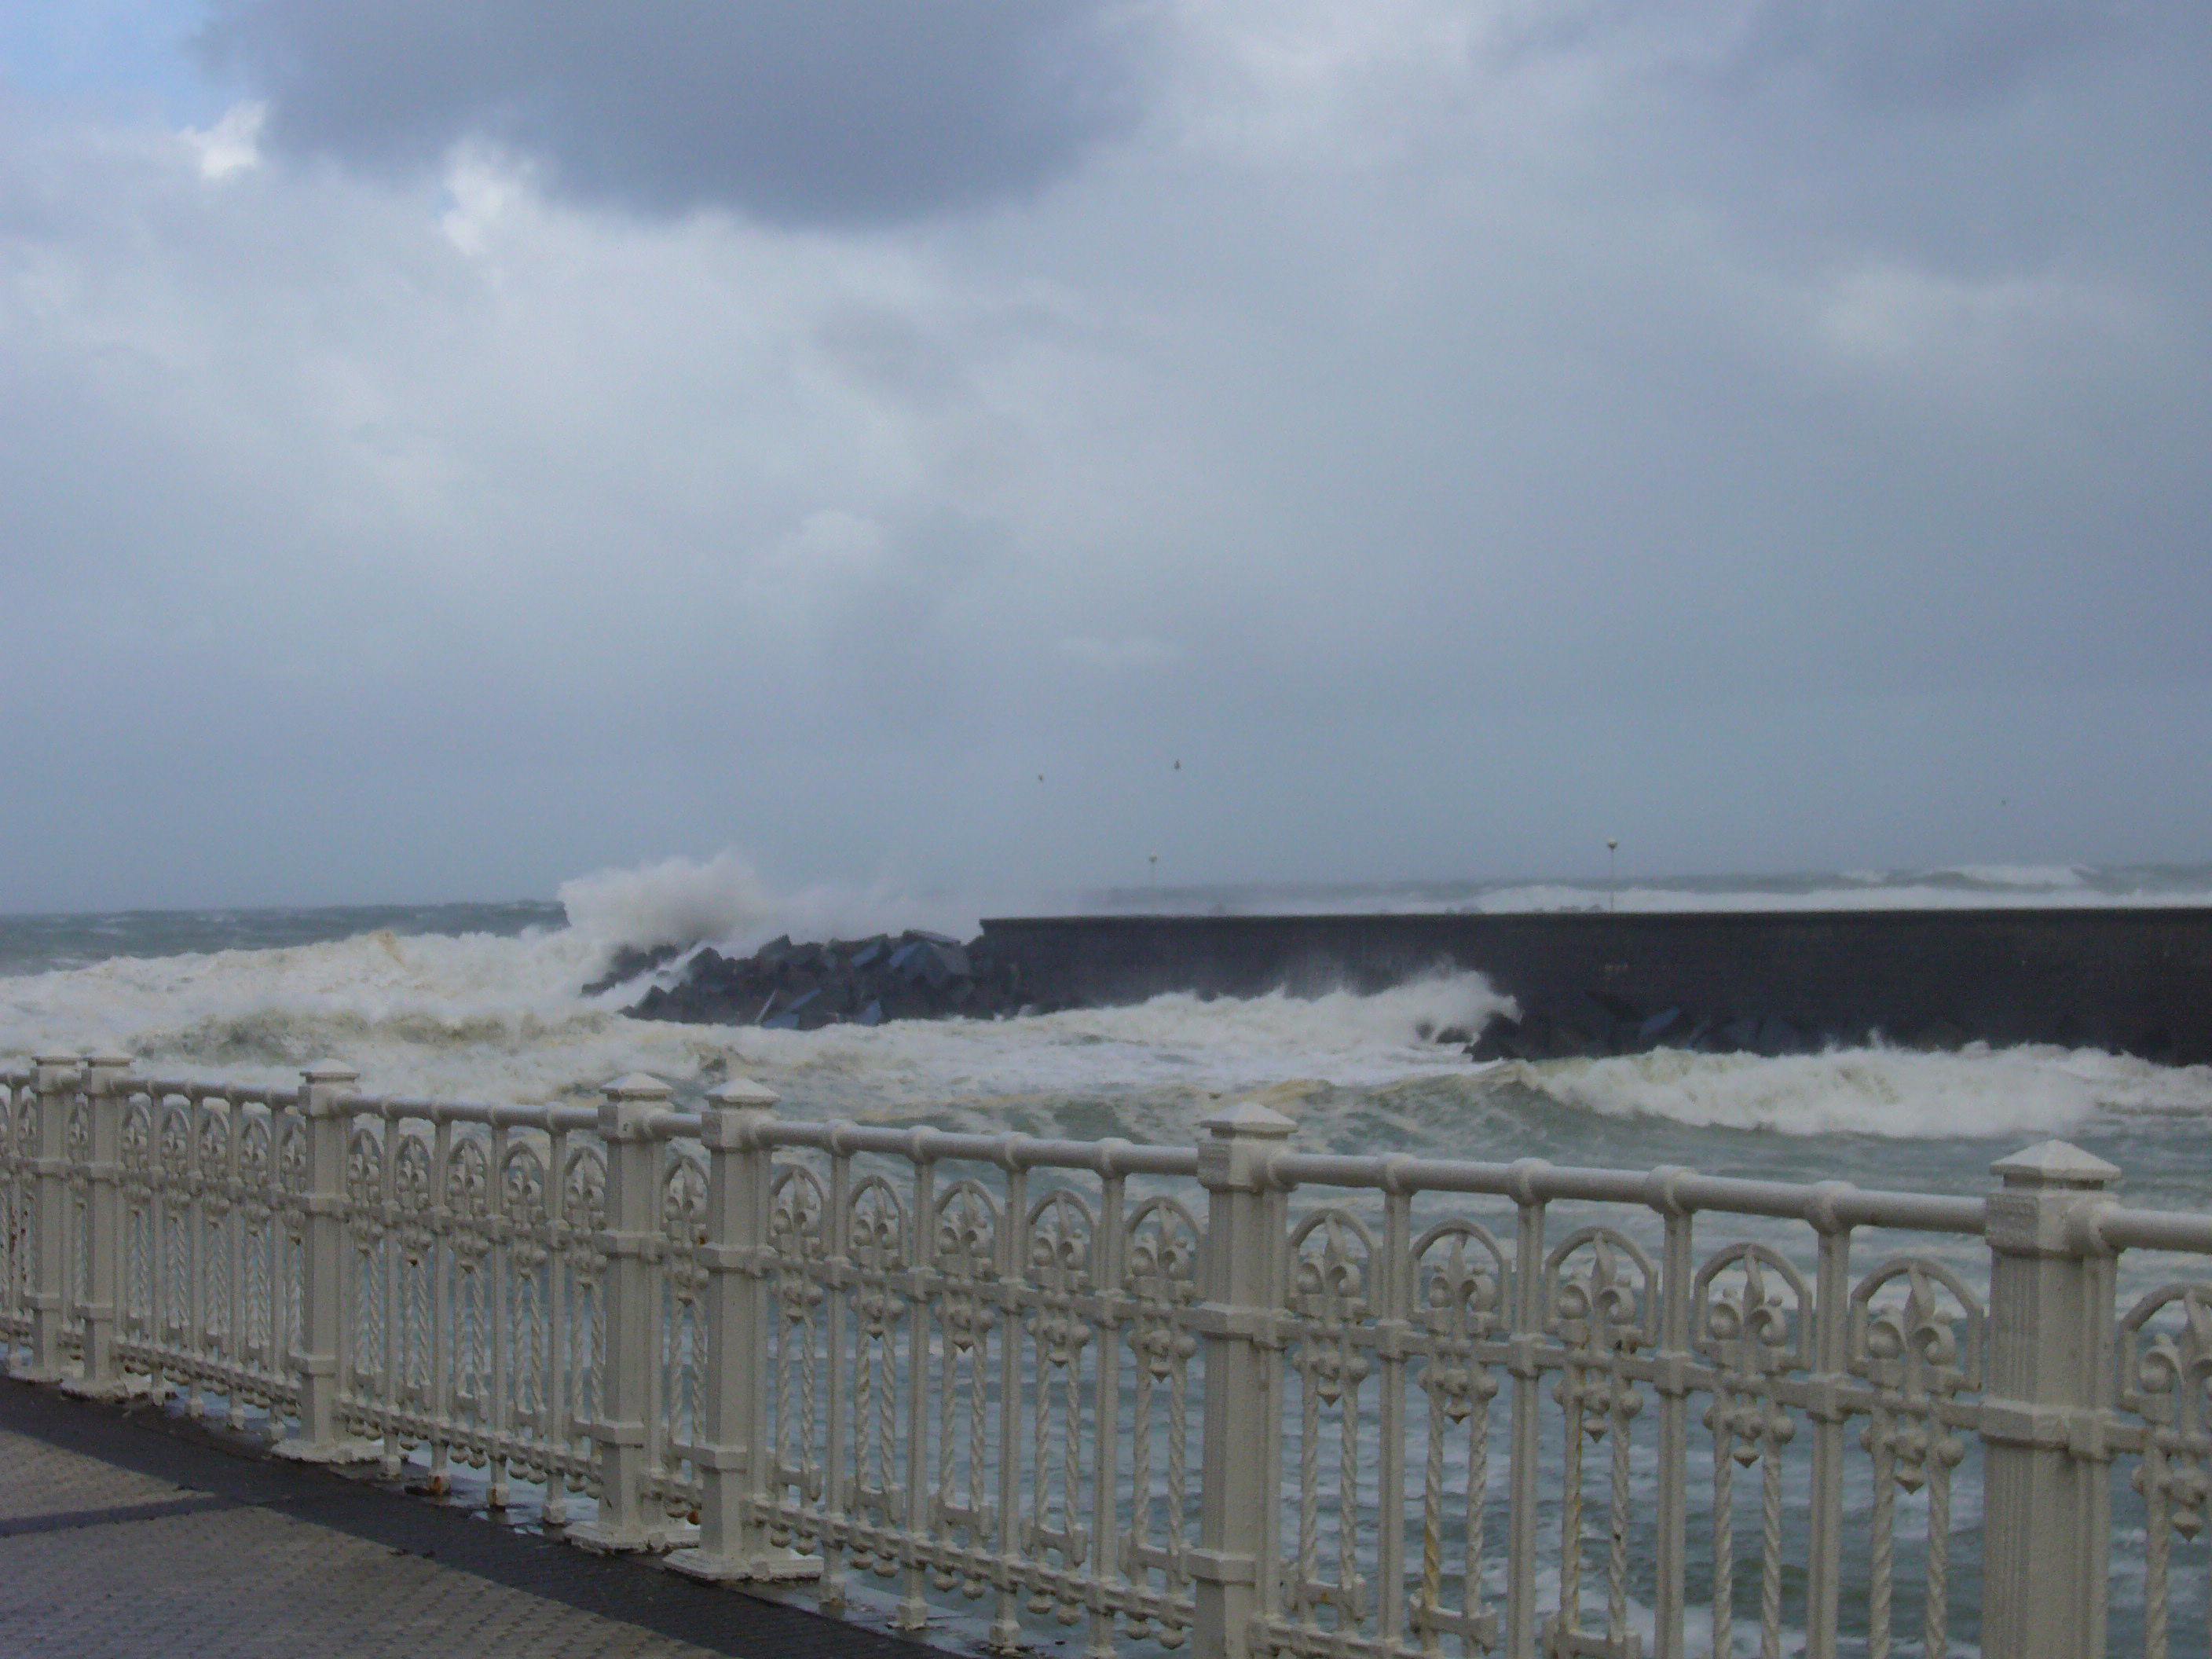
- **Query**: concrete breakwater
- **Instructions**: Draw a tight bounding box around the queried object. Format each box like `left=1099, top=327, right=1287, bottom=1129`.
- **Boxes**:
left=611, top=906, right=2212, bottom=1062
left=974, top=906, right=2212, bottom=1061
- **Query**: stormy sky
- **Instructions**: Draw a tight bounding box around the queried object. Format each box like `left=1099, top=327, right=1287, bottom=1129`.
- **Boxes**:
left=2, top=0, right=2207, bottom=910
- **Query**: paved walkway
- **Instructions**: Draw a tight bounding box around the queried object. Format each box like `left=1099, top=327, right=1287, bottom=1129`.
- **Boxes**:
left=0, top=1379, right=937, bottom=1659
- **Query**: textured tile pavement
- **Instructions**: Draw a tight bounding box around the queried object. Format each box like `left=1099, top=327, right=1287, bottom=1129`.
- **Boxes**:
left=0, top=1379, right=943, bottom=1659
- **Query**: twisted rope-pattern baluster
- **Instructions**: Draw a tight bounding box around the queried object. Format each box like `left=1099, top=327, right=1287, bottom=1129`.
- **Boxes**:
left=1465, top=1386, right=1491, bottom=1654
left=874, top=1315, right=899, bottom=1539
left=1925, top=1438, right=1952, bottom=1659
left=797, top=1303, right=819, bottom=1519
left=281, top=1226, right=300, bottom=1376
left=220, top=1201, right=244, bottom=1423
left=1130, top=1341, right=1157, bottom=1574
left=935, top=1313, right=958, bottom=1562
left=1607, top=1389, right=1632, bottom=1647
left=396, top=1234, right=420, bottom=1401
left=1866, top=1414, right=1894, bottom=1659
left=1167, top=1335, right=1191, bottom=1536
left=2144, top=1440, right=2170, bottom=1659
left=1064, top=1350, right=1086, bottom=1617
left=1165, top=1335, right=1192, bottom=1642
left=516, top=1265, right=543, bottom=1417
left=128, top=1203, right=148, bottom=1334
left=771, top=1287, right=797, bottom=1511
left=2, top=1187, right=16, bottom=1324
left=1712, top=1395, right=1736, bottom=1658
left=246, top=1218, right=272, bottom=1374
left=879, top=1308, right=899, bottom=1547
left=206, top=1208, right=230, bottom=1371
left=247, top=1214, right=269, bottom=1367
left=353, top=1238, right=379, bottom=1398
left=1032, top=1331, right=1054, bottom=1595
left=1341, top=1342, right=1364, bottom=1617
left=968, top=1320, right=989, bottom=1577
left=1419, top=1375, right=1447, bottom=1651
left=165, top=1201, right=188, bottom=1343
left=4, top=1185, right=20, bottom=1322
left=851, top=1306, right=876, bottom=1531
left=800, top=1300, right=827, bottom=1530
left=1759, top=1406, right=1784, bottom=1659
left=588, top=1275, right=608, bottom=1439
left=1298, top=1348, right=1323, bottom=1621
left=1558, top=1368, right=1586, bottom=1639
left=463, top=1258, right=489, bottom=1415
left=774, top=1280, right=819, bottom=1520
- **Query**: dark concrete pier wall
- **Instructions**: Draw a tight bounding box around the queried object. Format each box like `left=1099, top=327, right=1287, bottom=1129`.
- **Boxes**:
left=977, top=908, right=2212, bottom=1060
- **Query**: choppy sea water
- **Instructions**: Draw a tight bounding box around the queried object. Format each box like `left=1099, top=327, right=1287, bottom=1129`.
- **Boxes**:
left=5, top=857, right=2212, bottom=1209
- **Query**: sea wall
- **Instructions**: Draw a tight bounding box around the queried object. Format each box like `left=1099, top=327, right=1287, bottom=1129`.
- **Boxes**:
left=976, top=907, right=2212, bottom=1060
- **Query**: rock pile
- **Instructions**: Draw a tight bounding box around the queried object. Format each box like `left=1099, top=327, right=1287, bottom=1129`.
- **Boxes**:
left=620, top=932, right=1035, bottom=1029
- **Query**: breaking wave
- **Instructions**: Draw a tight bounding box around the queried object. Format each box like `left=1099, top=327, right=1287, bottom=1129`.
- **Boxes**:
left=557, top=848, right=990, bottom=963
left=1475, top=1044, right=2212, bottom=1140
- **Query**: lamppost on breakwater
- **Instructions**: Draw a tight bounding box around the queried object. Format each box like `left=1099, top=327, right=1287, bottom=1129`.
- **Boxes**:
left=1607, top=838, right=1619, bottom=913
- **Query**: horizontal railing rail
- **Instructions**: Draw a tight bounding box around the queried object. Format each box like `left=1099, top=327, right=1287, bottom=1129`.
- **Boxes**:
left=3, top=1052, right=2210, bottom=1658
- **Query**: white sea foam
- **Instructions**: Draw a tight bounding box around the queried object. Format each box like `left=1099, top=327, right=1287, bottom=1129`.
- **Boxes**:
left=1937, top=863, right=2088, bottom=888
left=0, top=927, right=1509, bottom=1118
left=3, top=906, right=2203, bottom=1155
left=1475, top=1044, right=2212, bottom=1139
left=557, top=848, right=990, bottom=965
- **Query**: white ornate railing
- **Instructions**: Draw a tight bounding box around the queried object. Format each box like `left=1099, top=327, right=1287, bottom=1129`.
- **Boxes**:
left=5, top=1049, right=2212, bottom=1657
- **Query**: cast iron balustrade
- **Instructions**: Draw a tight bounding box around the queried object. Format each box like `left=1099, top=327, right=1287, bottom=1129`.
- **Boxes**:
left=4, top=1051, right=2211, bottom=1657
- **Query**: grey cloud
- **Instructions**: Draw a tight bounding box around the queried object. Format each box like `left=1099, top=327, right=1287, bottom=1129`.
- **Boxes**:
left=1469, top=0, right=2159, bottom=108
left=5, top=0, right=2212, bottom=907
left=197, top=0, right=1154, bottom=224
left=1730, top=0, right=2161, bottom=108
left=1503, top=0, right=2212, bottom=290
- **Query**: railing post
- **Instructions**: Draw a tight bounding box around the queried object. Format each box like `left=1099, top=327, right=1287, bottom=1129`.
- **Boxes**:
left=276, top=1061, right=376, bottom=1462
left=1980, top=1139, right=2119, bottom=1659
left=1800, top=1196, right=1854, bottom=1659
left=16, top=1052, right=82, bottom=1383
left=572, top=1071, right=672, bottom=1553
left=669, top=1078, right=822, bottom=1585
left=1193, top=1101, right=1293, bottom=1659
left=61, top=1051, right=134, bottom=1397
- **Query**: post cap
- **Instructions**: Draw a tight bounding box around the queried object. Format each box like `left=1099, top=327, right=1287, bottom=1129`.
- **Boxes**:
left=602, top=1071, right=674, bottom=1101
left=1201, top=1100, right=1297, bottom=1140
left=1991, top=1140, right=2120, bottom=1190
left=83, top=1049, right=134, bottom=1070
left=705, top=1077, right=781, bottom=1111
left=302, top=1060, right=361, bottom=1084
left=33, top=1051, right=83, bottom=1068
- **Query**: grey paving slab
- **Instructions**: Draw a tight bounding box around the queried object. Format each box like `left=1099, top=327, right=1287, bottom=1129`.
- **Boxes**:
left=0, top=1497, right=728, bottom=1657
left=0, top=1422, right=725, bottom=1658
left=0, top=1425, right=187, bottom=1521
left=0, top=1379, right=945, bottom=1659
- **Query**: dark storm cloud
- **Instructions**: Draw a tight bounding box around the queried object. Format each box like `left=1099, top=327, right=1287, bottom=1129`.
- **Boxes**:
left=197, top=0, right=1152, bottom=224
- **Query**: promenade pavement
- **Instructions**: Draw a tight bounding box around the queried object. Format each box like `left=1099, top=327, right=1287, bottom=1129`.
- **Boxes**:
left=0, top=1378, right=939, bottom=1659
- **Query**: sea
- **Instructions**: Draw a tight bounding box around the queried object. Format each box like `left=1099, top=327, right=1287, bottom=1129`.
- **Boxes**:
left=5, top=853, right=2212, bottom=1212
